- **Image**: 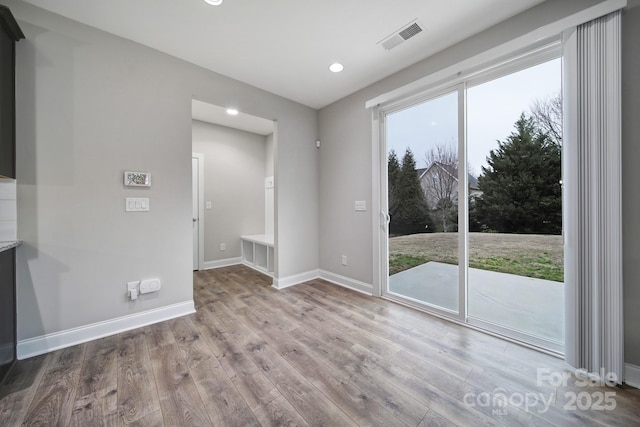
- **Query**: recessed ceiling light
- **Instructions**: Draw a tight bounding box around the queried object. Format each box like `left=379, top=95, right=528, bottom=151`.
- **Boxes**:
left=226, top=108, right=238, bottom=116
left=329, top=63, right=344, bottom=73
left=203, top=0, right=223, bottom=5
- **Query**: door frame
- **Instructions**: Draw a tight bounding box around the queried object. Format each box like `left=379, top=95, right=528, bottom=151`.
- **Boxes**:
left=372, top=44, right=565, bottom=354
left=192, top=153, right=205, bottom=271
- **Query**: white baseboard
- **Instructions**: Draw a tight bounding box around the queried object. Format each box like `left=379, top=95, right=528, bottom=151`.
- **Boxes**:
left=271, top=269, right=374, bottom=294
left=625, top=363, right=640, bottom=388
left=319, top=270, right=373, bottom=295
left=273, top=269, right=320, bottom=289
left=202, top=257, right=242, bottom=270
left=241, top=261, right=273, bottom=277
left=17, top=300, right=195, bottom=360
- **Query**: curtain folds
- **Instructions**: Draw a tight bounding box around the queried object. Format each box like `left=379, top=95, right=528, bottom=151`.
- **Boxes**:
left=564, top=9, right=623, bottom=383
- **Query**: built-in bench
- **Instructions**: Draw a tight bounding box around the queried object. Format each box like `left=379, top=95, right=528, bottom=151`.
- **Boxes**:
left=240, top=234, right=274, bottom=276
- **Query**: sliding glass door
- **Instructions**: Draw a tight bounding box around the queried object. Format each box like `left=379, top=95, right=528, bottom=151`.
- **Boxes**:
left=382, top=54, right=564, bottom=352
left=386, top=90, right=460, bottom=315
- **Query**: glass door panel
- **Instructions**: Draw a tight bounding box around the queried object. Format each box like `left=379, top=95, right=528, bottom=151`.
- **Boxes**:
left=466, top=59, right=564, bottom=348
left=385, top=91, right=459, bottom=314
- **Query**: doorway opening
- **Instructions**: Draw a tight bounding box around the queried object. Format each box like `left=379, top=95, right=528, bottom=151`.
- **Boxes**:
left=191, top=100, right=276, bottom=278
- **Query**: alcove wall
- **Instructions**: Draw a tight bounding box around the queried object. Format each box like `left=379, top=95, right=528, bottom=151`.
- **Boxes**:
left=192, top=119, right=274, bottom=267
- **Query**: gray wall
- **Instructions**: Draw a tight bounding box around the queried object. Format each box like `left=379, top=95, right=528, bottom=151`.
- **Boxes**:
left=622, top=4, right=640, bottom=366
left=266, top=133, right=275, bottom=178
left=192, top=120, right=267, bottom=263
left=318, top=0, right=602, bottom=285
left=5, top=0, right=318, bottom=341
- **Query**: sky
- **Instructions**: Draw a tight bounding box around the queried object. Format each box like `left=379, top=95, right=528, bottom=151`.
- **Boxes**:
left=386, top=58, right=561, bottom=176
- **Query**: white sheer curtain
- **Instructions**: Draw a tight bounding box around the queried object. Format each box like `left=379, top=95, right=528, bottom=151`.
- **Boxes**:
left=563, top=10, right=623, bottom=382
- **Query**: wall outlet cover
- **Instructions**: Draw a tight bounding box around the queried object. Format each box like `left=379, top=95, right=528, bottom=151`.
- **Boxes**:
left=140, top=278, right=161, bottom=294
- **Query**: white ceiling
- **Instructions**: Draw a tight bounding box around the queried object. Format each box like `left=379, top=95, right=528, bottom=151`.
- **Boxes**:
left=22, top=0, right=546, bottom=109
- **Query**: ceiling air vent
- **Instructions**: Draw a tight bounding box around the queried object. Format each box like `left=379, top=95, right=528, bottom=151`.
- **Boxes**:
left=378, top=20, right=424, bottom=51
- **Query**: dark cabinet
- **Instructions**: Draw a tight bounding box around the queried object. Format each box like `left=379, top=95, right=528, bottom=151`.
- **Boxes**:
left=0, top=248, right=16, bottom=384
left=0, top=5, right=22, bottom=387
left=0, top=6, right=24, bottom=178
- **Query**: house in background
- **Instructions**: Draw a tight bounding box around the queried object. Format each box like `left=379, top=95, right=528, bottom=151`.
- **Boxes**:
left=0, top=0, right=638, bottom=390
left=418, top=162, right=482, bottom=207
left=416, top=163, right=481, bottom=232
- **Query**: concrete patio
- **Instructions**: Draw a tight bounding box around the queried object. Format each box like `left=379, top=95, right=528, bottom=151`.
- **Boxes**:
left=389, top=262, right=564, bottom=344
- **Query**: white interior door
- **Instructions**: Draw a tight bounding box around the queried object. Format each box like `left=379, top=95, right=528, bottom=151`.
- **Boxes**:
left=192, top=156, right=199, bottom=270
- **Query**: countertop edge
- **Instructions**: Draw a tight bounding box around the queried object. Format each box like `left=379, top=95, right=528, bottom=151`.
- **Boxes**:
left=0, top=241, right=22, bottom=252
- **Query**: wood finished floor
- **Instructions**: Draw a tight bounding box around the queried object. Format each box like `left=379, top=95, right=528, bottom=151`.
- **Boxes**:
left=1, top=265, right=638, bottom=426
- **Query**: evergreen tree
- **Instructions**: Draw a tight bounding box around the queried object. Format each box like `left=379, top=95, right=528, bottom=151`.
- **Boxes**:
left=467, top=196, right=483, bottom=232
left=476, top=114, right=562, bottom=234
left=390, top=148, right=434, bottom=235
left=387, top=150, right=401, bottom=221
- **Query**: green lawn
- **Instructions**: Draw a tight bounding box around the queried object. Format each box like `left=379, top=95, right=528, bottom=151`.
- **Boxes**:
left=389, top=232, right=564, bottom=282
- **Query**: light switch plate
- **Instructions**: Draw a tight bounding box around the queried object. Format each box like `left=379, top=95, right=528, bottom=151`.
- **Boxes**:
left=126, top=197, right=150, bottom=212
left=355, top=200, right=366, bottom=211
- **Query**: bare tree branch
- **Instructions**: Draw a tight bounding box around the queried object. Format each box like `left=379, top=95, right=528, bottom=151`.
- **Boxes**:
left=530, top=92, right=562, bottom=146
left=423, top=144, right=458, bottom=232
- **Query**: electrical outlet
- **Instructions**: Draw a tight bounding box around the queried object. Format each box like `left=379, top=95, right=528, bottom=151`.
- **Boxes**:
left=220, top=243, right=226, bottom=251
left=341, top=255, right=347, bottom=266
left=140, top=278, right=161, bottom=294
